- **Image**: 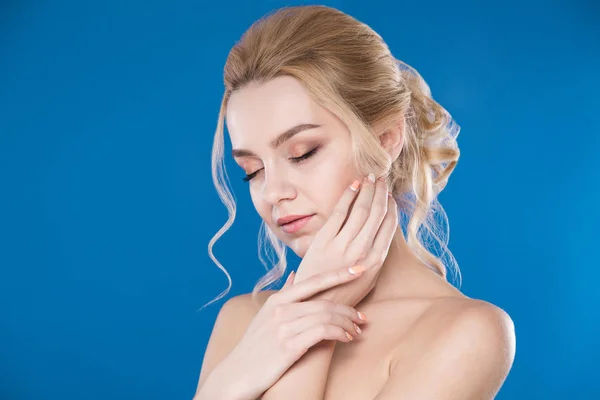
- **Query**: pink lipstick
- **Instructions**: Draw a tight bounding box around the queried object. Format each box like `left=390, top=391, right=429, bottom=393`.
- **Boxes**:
left=280, top=215, right=314, bottom=234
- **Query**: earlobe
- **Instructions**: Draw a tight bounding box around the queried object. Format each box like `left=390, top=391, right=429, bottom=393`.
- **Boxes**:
left=379, top=117, right=405, bottom=161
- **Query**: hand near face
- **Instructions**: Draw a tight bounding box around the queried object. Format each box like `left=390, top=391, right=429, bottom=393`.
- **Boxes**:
left=292, top=174, right=399, bottom=308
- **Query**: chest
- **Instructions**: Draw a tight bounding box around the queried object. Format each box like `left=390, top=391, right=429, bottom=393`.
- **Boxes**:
left=322, top=299, right=433, bottom=400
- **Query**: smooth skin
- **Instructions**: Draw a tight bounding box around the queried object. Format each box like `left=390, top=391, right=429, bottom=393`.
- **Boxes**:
left=195, top=76, right=515, bottom=400
left=200, top=267, right=368, bottom=400
left=196, top=175, right=394, bottom=400
left=292, top=173, right=399, bottom=309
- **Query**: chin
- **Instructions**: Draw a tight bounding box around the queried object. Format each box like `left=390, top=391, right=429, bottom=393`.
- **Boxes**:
left=283, top=235, right=314, bottom=258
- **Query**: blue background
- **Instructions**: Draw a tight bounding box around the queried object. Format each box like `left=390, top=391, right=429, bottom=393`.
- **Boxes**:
left=1, top=0, right=598, bottom=399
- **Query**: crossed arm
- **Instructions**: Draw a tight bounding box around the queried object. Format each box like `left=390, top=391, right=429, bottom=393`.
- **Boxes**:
left=261, top=303, right=516, bottom=400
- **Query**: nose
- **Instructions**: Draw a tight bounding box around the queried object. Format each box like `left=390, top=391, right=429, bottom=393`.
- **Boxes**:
left=261, top=166, right=296, bottom=205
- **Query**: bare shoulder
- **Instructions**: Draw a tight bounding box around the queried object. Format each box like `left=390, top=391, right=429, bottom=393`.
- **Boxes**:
left=389, top=295, right=516, bottom=394
left=237, top=289, right=279, bottom=312
left=196, top=289, right=278, bottom=392
left=205, top=289, right=279, bottom=345
left=408, top=296, right=515, bottom=352
left=430, top=296, right=513, bottom=324
left=438, top=297, right=514, bottom=342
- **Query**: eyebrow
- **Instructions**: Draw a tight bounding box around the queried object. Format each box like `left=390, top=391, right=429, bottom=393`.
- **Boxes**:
left=231, top=123, right=322, bottom=158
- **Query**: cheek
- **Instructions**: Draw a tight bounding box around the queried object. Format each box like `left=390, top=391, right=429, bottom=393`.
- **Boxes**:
left=311, top=163, right=358, bottom=217
left=313, top=154, right=358, bottom=200
left=247, top=150, right=358, bottom=227
left=249, top=191, right=270, bottom=222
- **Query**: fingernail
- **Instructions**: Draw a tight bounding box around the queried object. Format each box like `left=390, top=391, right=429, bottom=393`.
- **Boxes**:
left=349, top=265, right=367, bottom=275
left=357, top=311, right=367, bottom=321
left=345, top=332, right=354, bottom=341
left=368, top=173, right=376, bottom=183
left=350, top=179, right=360, bottom=191
left=354, top=323, right=362, bottom=334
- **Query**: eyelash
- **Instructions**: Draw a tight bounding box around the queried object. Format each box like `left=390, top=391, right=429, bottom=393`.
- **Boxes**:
left=242, top=145, right=321, bottom=182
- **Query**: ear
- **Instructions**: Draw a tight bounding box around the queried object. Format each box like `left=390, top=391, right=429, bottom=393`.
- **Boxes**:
left=378, top=116, right=405, bottom=162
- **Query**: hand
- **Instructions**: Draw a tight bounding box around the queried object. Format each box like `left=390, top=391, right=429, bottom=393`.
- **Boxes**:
left=292, top=174, right=399, bottom=308
left=206, top=266, right=369, bottom=400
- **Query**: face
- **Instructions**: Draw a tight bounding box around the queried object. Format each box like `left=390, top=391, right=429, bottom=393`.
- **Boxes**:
left=226, top=75, right=360, bottom=257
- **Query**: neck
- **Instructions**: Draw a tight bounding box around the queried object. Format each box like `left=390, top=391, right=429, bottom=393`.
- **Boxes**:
left=356, top=226, right=449, bottom=306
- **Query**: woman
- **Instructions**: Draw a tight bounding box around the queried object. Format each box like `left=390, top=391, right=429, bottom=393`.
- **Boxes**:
left=194, top=5, right=515, bottom=400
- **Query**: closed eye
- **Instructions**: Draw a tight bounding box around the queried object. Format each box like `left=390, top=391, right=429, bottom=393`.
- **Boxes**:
left=290, top=145, right=320, bottom=164
left=242, top=145, right=322, bottom=182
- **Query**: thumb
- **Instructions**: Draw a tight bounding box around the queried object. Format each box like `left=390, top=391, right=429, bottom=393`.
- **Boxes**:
left=283, top=271, right=296, bottom=289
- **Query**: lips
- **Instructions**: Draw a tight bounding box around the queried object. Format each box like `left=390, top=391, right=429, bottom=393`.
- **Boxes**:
left=276, top=214, right=313, bottom=226
left=280, top=215, right=314, bottom=234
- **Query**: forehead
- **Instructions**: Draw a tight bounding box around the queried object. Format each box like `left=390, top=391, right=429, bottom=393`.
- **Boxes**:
left=226, top=76, right=322, bottom=146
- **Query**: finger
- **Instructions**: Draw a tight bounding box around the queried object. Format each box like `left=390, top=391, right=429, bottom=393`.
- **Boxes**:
left=335, top=174, right=377, bottom=244
left=347, top=177, right=389, bottom=254
left=272, top=265, right=367, bottom=305
left=287, top=325, right=354, bottom=355
left=369, top=195, right=399, bottom=263
left=282, top=312, right=361, bottom=339
left=315, top=179, right=362, bottom=242
left=276, top=299, right=365, bottom=325
left=282, top=271, right=296, bottom=290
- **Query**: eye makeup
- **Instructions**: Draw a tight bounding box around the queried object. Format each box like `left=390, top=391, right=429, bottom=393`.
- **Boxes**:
left=242, top=144, right=322, bottom=182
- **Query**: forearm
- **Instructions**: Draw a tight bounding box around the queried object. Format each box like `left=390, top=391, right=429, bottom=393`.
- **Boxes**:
left=194, top=368, right=250, bottom=400
left=260, top=340, right=336, bottom=400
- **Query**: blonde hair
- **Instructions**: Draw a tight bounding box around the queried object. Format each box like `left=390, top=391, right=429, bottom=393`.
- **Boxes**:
left=199, top=5, right=461, bottom=311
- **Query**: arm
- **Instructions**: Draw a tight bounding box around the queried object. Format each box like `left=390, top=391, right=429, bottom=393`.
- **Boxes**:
left=373, top=303, right=516, bottom=400
left=193, top=294, right=259, bottom=400
left=259, top=268, right=366, bottom=400
left=261, top=177, right=392, bottom=398
left=259, top=276, right=364, bottom=400
left=258, top=265, right=371, bottom=399
left=260, top=340, right=336, bottom=400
